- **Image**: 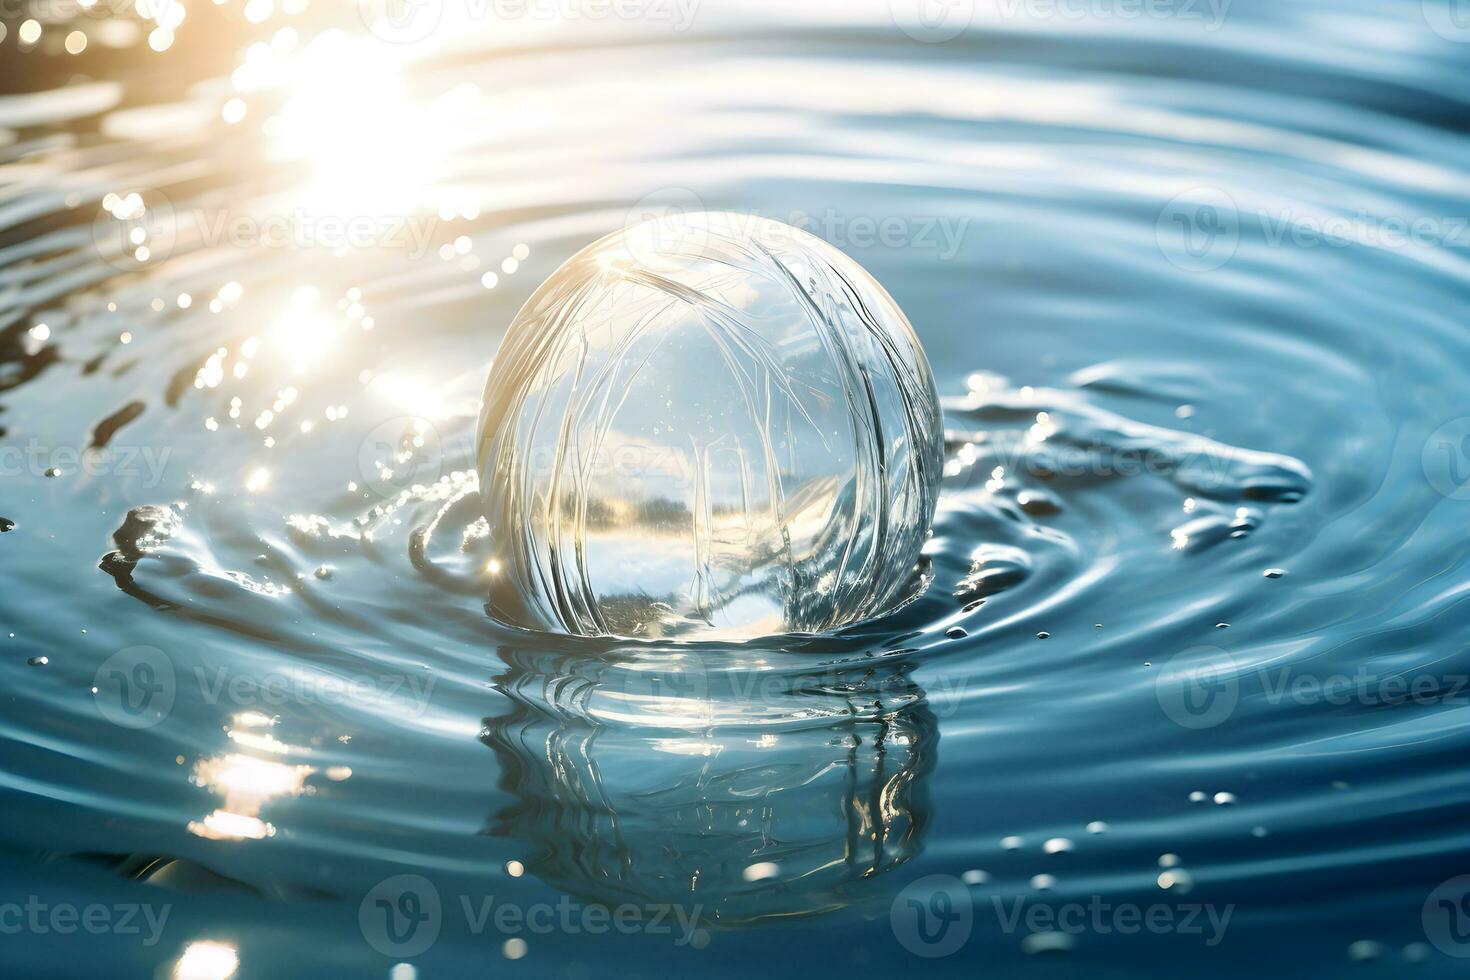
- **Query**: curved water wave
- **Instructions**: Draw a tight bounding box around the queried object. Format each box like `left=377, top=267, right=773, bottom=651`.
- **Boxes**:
left=1, top=1, right=1469, bottom=975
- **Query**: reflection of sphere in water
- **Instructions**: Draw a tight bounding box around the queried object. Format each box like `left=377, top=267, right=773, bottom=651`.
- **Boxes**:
left=477, top=212, right=944, bottom=640
left=483, top=650, right=936, bottom=923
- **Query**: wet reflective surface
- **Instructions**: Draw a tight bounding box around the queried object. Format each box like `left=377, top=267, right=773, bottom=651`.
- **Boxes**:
left=3, top=0, right=1470, bottom=975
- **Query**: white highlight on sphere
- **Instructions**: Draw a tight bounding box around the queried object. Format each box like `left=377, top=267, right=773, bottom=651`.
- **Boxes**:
left=477, top=211, right=943, bottom=640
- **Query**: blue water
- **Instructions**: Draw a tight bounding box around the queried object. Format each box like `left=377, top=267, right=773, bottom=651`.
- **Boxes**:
left=3, top=1, right=1470, bottom=976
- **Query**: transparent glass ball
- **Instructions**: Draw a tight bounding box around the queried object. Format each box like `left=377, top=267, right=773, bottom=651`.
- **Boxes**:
left=477, top=211, right=943, bottom=640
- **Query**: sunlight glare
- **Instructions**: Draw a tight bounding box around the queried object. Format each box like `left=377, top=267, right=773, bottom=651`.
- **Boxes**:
left=271, top=32, right=448, bottom=216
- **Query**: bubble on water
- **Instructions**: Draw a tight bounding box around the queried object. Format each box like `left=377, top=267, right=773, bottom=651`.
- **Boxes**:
left=1043, top=837, right=1073, bottom=854
left=961, top=869, right=989, bottom=885
left=1263, top=567, right=1286, bottom=578
left=476, top=212, right=944, bottom=640
left=1030, top=874, right=1056, bottom=891
left=1016, top=489, right=1061, bottom=516
left=1157, top=869, right=1193, bottom=892
left=1022, top=931, right=1076, bottom=955
left=1214, top=791, right=1237, bottom=805
left=1086, top=821, right=1108, bottom=835
left=742, top=861, right=780, bottom=882
left=1001, top=836, right=1023, bottom=851
left=1346, top=940, right=1384, bottom=962
left=1159, top=853, right=1180, bottom=868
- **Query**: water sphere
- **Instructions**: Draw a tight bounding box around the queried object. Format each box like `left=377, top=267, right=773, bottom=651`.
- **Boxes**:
left=477, top=211, right=943, bottom=640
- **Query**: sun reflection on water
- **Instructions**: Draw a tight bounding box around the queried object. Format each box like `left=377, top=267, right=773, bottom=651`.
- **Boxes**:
left=258, top=31, right=452, bottom=217
left=186, top=714, right=316, bottom=841
left=173, top=940, right=240, bottom=980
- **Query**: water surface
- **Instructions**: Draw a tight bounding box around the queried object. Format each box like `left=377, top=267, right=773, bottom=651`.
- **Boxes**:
left=3, top=1, right=1470, bottom=976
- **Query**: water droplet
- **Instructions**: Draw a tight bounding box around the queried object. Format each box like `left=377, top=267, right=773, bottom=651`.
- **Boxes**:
left=1030, top=874, right=1056, bottom=891
left=1346, top=941, right=1384, bottom=962
left=946, top=626, right=968, bottom=640
left=1001, top=836, right=1023, bottom=851
left=742, top=861, right=780, bottom=882
left=1263, top=568, right=1285, bottom=578
left=1043, top=837, right=1074, bottom=854
left=1022, top=931, right=1075, bottom=955
left=1016, top=489, right=1061, bottom=516
left=961, top=869, right=989, bottom=885
left=1157, top=869, right=1193, bottom=893
left=1086, top=821, right=1108, bottom=835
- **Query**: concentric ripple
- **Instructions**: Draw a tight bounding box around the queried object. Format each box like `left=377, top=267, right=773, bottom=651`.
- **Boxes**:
left=1, top=1, right=1469, bottom=976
